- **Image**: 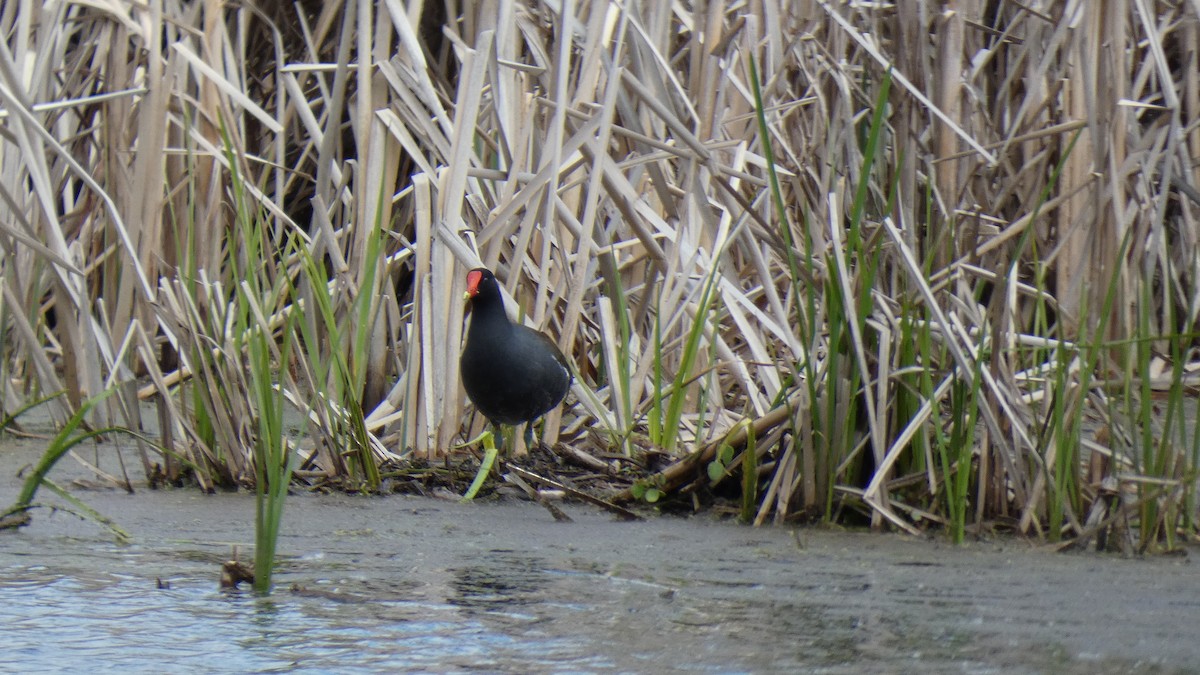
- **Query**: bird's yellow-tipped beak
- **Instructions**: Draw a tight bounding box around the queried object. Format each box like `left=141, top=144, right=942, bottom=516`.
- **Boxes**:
left=463, top=290, right=472, bottom=301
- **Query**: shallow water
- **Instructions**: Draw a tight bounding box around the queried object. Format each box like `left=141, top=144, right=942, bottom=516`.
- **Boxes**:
left=2, top=432, right=1199, bottom=673
left=0, top=534, right=828, bottom=673
left=2, top=514, right=1197, bottom=674
left=0, top=556, right=620, bottom=672
left=0, top=538, right=798, bottom=673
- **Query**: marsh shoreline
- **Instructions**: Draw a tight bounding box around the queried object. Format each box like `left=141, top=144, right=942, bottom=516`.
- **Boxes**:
left=1, top=428, right=1197, bottom=673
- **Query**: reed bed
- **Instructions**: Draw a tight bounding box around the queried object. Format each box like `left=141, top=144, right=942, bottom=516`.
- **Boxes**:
left=1, top=0, right=1199, bottom=551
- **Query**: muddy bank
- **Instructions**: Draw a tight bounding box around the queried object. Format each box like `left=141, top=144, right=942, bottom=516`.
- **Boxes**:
left=1, top=430, right=1198, bottom=673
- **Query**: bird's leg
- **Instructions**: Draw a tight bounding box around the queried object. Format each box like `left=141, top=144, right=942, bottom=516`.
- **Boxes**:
left=492, top=422, right=506, bottom=453
left=523, top=422, right=536, bottom=452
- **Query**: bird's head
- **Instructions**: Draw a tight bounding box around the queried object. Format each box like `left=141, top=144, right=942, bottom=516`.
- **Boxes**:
left=464, top=267, right=497, bottom=303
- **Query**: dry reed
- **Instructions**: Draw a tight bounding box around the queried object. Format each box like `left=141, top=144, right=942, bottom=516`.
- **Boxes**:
left=1, top=1, right=1198, bottom=547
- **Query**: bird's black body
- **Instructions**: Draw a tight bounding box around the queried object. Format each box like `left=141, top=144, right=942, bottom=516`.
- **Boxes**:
left=460, top=268, right=571, bottom=447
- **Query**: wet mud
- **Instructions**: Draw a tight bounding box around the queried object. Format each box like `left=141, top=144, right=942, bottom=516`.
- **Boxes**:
left=1, top=429, right=1198, bottom=673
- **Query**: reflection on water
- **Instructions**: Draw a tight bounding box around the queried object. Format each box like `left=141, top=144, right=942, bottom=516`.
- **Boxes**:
left=0, top=557, right=609, bottom=673
left=1, top=546, right=706, bottom=673
left=0, top=549, right=1028, bottom=674
left=449, top=549, right=548, bottom=611
left=0, top=541, right=1183, bottom=674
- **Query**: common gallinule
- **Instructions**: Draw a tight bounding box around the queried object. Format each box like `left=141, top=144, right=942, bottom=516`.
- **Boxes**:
left=460, top=267, right=571, bottom=450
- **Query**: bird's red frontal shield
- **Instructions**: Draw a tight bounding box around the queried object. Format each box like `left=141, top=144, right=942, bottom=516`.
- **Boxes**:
left=465, top=269, right=485, bottom=297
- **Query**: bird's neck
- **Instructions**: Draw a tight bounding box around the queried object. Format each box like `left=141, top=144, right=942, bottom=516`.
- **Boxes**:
left=469, top=296, right=513, bottom=339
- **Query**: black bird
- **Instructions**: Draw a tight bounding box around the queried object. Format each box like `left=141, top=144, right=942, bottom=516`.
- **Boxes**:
left=460, top=267, right=571, bottom=450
